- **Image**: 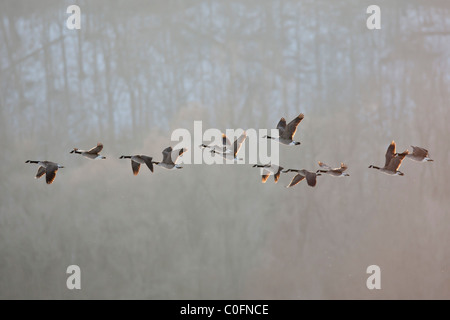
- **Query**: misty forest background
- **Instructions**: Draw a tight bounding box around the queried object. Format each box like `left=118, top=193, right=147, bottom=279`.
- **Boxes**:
left=1, top=0, right=449, bottom=299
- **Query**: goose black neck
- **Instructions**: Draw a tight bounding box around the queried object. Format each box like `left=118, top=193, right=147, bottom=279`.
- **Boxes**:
left=120, top=156, right=132, bottom=159
left=25, top=160, right=39, bottom=164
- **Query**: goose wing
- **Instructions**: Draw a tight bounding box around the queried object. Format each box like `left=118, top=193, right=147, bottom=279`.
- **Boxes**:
left=162, top=147, right=174, bottom=165
left=35, top=166, right=46, bottom=179
left=233, top=132, right=247, bottom=157
left=286, top=173, right=305, bottom=188
left=169, top=148, right=187, bottom=164
left=276, top=117, right=286, bottom=136
left=45, top=164, right=59, bottom=184
left=131, top=160, right=141, bottom=175
left=281, top=113, right=304, bottom=140
left=304, top=171, right=318, bottom=187
left=274, top=166, right=283, bottom=183
left=387, top=150, right=408, bottom=171
left=261, top=173, right=270, bottom=183
left=222, top=134, right=232, bottom=148
left=411, top=146, right=428, bottom=157
left=385, top=141, right=396, bottom=168
left=87, top=143, right=103, bottom=154
left=318, top=161, right=331, bottom=170
left=140, top=155, right=154, bottom=172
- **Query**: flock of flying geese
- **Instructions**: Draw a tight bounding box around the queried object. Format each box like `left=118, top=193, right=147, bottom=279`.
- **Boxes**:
left=25, top=113, right=433, bottom=186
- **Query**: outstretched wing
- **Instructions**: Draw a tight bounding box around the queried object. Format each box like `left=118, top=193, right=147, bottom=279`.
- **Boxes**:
left=274, top=167, right=283, bottom=183
left=261, top=173, right=270, bottom=183
left=282, top=113, right=304, bottom=140
left=87, top=142, right=103, bottom=154
left=140, top=155, right=154, bottom=172
left=35, top=166, right=46, bottom=179
left=385, top=141, right=396, bottom=168
left=276, top=117, right=286, bottom=136
left=286, top=174, right=305, bottom=188
left=170, top=148, right=187, bottom=164
left=45, top=165, right=58, bottom=184
left=318, top=161, right=331, bottom=170
left=131, top=160, right=141, bottom=176
left=222, top=134, right=232, bottom=148
left=233, top=132, right=247, bottom=157
left=162, top=147, right=173, bottom=164
left=387, top=150, right=408, bottom=171
left=304, top=171, right=318, bottom=187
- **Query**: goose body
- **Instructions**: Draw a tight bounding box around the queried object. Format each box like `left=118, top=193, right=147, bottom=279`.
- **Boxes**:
left=252, top=163, right=284, bottom=183
left=317, top=162, right=349, bottom=177
left=119, top=155, right=154, bottom=175
left=402, top=146, right=433, bottom=162
left=25, top=160, right=64, bottom=184
left=153, top=147, right=187, bottom=170
left=282, top=169, right=320, bottom=187
left=369, top=141, right=408, bottom=176
left=211, top=131, right=247, bottom=162
left=264, top=113, right=304, bottom=145
left=70, top=142, right=106, bottom=159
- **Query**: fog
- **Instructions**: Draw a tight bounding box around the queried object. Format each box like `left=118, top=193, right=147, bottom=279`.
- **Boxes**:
left=1, top=0, right=449, bottom=299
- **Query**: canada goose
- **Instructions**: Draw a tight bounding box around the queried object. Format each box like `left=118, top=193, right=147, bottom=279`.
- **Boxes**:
left=263, top=113, right=304, bottom=145
left=119, top=155, right=154, bottom=175
left=153, top=147, right=187, bottom=170
left=252, top=163, right=284, bottom=183
left=400, top=146, right=433, bottom=162
left=317, top=162, right=350, bottom=177
left=369, top=141, right=409, bottom=176
left=70, top=142, right=106, bottom=159
left=25, top=160, right=64, bottom=184
left=282, top=169, right=321, bottom=187
left=200, top=133, right=233, bottom=154
left=211, top=131, right=247, bottom=161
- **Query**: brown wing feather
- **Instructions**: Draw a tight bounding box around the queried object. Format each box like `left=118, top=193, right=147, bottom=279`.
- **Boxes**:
left=87, top=142, right=103, bottom=154
left=412, top=146, right=428, bottom=157
left=282, top=113, right=304, bottom=140
left=305, top=171, right=318, bottom=187
left=318, top=161, right=331, bottom=170
left=35, top=166, right=46, bottom=179
left=162, top=147, right=173, bottom=164
left=261, top=174, right=270, bottom=183
left=131, top=160, right=141, bottom=176
left=274, top=167, right=283, bottom=183
left=45, top=165, right=58, bottom=184
left=385, top=141, right=396, bottom=168
left=287, top=174, right=305, bottom=188
left=276, top=117, right=286, bottom=136
left=387, top=150, right=408, bottom=171
left=222, top=134, right=232, bottom=147
left=233, top=132, right=247, bottom=156
left=140, top=155, right=154, bottom=172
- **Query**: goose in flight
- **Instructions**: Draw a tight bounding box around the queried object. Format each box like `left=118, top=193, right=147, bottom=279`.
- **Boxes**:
left=200, top=133, right=233, bottom=154
left=369, top=141, right=409, bottom=176
left=282, top=169, right=321, bottom=187
left=263, top=113, right=304, bottom=145
left=25, top=160, right=64, bottom=184
left=119, top=155, right=154, bottom=175
left=400, top=146, right=433, bottom=162
left=317, top=162, right=350, bottom=177
left=153, top=147, right=187, bottom=170
left=70, top=142, right=106, bottom=159
left=211, top=131, right=247, bottom=162
left=252, top=163, right=284, bottom=183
